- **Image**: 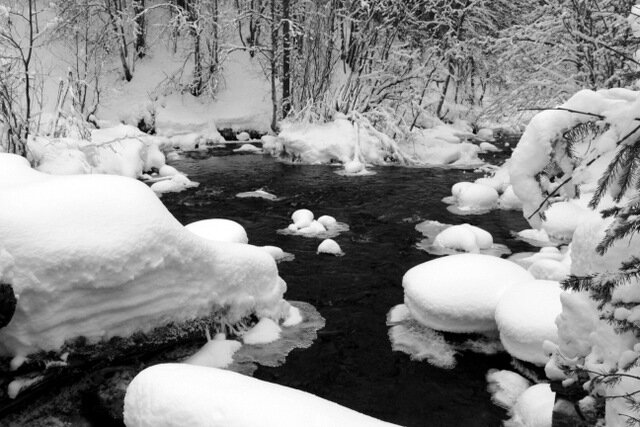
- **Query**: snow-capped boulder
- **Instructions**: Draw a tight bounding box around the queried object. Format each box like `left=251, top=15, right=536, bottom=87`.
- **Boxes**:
left=317, top=239, right=343, bottom=256
left=124, top=364, right=400, bottom=427
left=448, top=182, right=499, bottom=213
left=403, top=254, right=534, bottom=333
left=433, top=224, right=493, bottom=253
left=185, top=219, right=249, bottom=244
left=495, top=280, right=562, bottom=365
left=0, top=154, right=287, bottom=358
left=506, top=384, right=555, bottom=427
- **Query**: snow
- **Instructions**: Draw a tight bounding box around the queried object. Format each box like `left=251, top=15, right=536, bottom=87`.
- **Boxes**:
left=540, top=200, right=593, bottom=242
left=233, top=144, right=262, bottom=153
left=477, top=128, right=495, bottom=141
left=280, top=209, right=349, bottom=239
left=402, top=254, right=534, bottom=333
left=317, top=239, right=344, bottom=256
left=124, top=364, right=400, bottom=427
left=292, top=209, right=315, bottom=228
left=185, top=219, right=249, bottom=244
left=236, top=132, right=251, bottom=142
left=444, top=182, right=499, bottom=214
left=0, top=154, right=288, bottom=358
left=415, top=220, right=510, bottom=257
left=433, top=224, right=493, bottom=253
left=480, top=142, right=500, bottom=153
left=282, top=305, right=304, bottom=328
left=265, top=116, right=483, bottom=168
left=242, top=318, right=282, bottom=345
left=236, top=189, right=278, bottom=200
left=514, top=229, right=553, bottom=247
left=499, top=185, right=523, bottom=210
left=183, top=333, right=242, bottom=369
left=486, top=369, right=531, bottom=410
left=259, top=246, right=295, bottom=263
left=150, top=174, right=199, bottom=196
left=495, top=280, right=562, bottom=365
left=504, top=384, right=555, bottom=427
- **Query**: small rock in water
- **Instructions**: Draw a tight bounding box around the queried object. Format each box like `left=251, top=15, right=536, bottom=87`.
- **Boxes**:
left=317, top=239, right=343, bottom=256
left=317, top=215, right=337, bottom=228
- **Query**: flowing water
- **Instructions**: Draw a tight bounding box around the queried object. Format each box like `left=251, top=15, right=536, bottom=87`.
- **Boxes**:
left=160, top=145, right=534, bottom=427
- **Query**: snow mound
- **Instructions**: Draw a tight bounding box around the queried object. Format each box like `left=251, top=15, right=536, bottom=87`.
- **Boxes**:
left=495, top=280, right=562, bottom=365
left=513, top=229, right=554, bottom=247
left=242, top=318, right=282, bottom=344
left=236, top=189, right=279, bottom=200
left=150, top=174, right=199, bottom=196
left=124, top=364, right=400, bottom=427
left=317, top=239, right=344, bottom=256
left=504, top=384, right=555, bottom=427
left=480, top=142, right=500, bottom=152
left=185, top=219, right=249, bottom=244
left=236, top=132, right=251, bottom=142
left=28, top=124, right=167, bottom=179
left=486, top=369, right=531, bottom=410
left=499, top=185, right=523, bottom=210
left=540, top=201, right=592, bottom=242
left=233, top=144, right=262, bottom=153
left=279, top=209, right=349, bottom=239
left=415, top=220, right=510, bottom=257
left=183, top=333, right=242, bottom=369
left=0, top=154, right=287, bottom=358
left=266, top=117, right=483, bottom=168
left=443, top=182, right=499, bottom=215
left=403, top=254, right=534, bottom=333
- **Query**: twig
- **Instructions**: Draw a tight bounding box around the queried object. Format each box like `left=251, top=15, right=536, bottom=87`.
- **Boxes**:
left=518, top=107, right=605, bottom=120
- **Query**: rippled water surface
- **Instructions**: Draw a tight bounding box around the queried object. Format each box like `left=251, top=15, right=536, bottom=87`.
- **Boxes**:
left=161, top=147, right=533, bottom=427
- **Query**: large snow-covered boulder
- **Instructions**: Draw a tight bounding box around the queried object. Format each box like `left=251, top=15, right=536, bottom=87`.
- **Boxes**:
left=0, top=154, right=288, bottom=358
left=124, top=364, right=399, bottom=427
left=185, top=219, right=249, bottom=244
left=403, top=254, right=534, bottom=333
left=495, top=280, right=562, bottom=365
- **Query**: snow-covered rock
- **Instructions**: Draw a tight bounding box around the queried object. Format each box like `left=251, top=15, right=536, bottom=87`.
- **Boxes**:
left=403, top=254, right=534, bottom=333
left=236, top=131, right=251, bottom=142
left=480, top=142, right=500, bottom=152
left=445, top=182, right=499, bottom=214
left=233, top=143, right=261, bottom=153
left=150, top=174, right=199, bottom=195
left=317, top=239, right=343, bottom=256
left=498, top=185, right=523, bottom=210
left=433, top=224, right=493, bottom=253
left=236, top=189, right=278, bottom=200
left=280, top=209, right=349, bottom=238
left=124, top=364, right=400, bottom=427
left=292, top=209, right=314, bottom=228
left=0, top=154, right=287, bottom=358
left=486, top=369, right=531, bottom=410
left=505, top=384, right=555, bottom=427
left=185, top=219, right=249, bottom=244
left=495, top=280, right=562, bottom=365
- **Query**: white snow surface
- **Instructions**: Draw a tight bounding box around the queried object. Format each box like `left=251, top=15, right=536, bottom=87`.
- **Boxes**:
left=233, top=144, right=262, bottom=153
left=403, top=254, right=534, bottom=333
left=445, top=182, right=500, bottom=214
left=495, top=280, right=562, bottom=365
left=504, top=384, right=555, bottom=427
left=123, top=364, right=400, bottom=427
left=265, top=117, right=483, bottom=168
left=486, top=369, right=531, bottom=410
left=0, top=154, right=288, bottom=357
left=183, top=334, right=242, bottom=369
left=242, top=318, right=282, bottom=345
left=185, top=219, right=249, bottom=244
left=433, top=224, right=493, bottom=253
left=317, top=239, right=344, bottom=256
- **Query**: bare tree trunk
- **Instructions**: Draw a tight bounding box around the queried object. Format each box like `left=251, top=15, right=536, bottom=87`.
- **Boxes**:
left=270, top=0, right=279, bottom=132
left=105, top=0, right=133, bottom=81
left=133, top=0, right=146, bottom=58
left=282, top=0, right=291, bottom=118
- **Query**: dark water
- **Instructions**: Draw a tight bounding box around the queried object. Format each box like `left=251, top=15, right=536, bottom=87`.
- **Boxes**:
left=160, top=148, right=533, bottom=427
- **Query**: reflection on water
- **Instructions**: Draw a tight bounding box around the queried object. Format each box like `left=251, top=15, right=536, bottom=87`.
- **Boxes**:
left=162, top=147, right=533, bottom=427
